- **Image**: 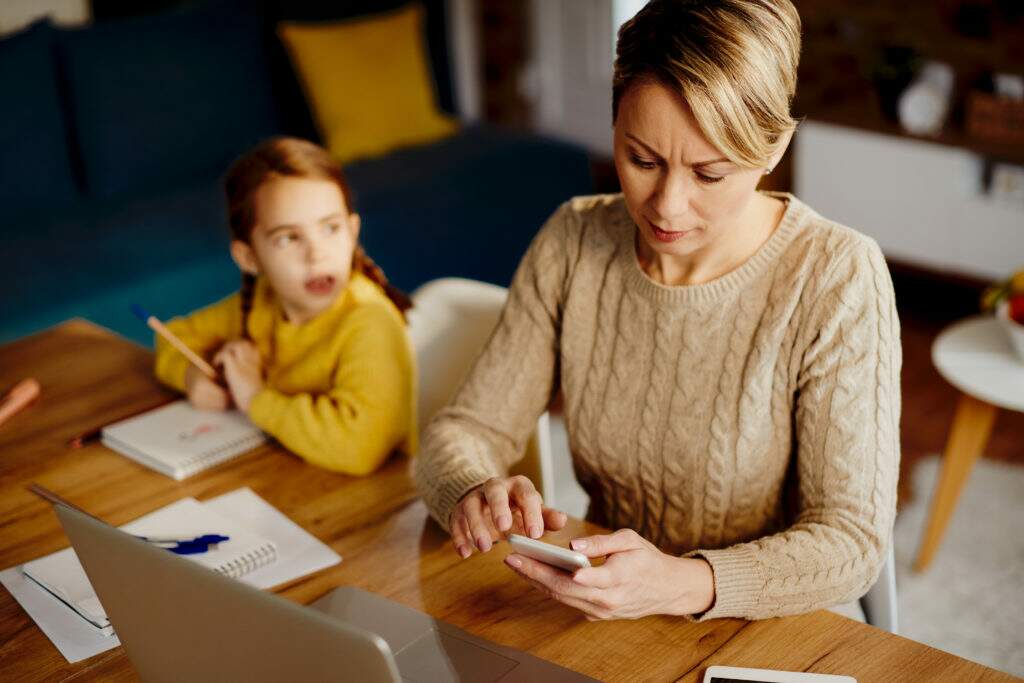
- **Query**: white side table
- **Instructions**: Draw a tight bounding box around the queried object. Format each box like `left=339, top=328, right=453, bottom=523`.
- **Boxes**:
left=914, top=315, right=1024, bottom=572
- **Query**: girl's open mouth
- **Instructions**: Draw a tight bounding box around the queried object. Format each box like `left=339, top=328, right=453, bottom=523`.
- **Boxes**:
left=304, top=275, right=336, bottom=295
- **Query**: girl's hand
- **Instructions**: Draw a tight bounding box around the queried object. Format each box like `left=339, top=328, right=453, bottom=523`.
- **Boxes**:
left=504, top=528, right=716, bottom=620
left=212, top=340, right=264, bottom=413
left=449, top=475, right=567, bottom=559
left=184, top=364, right=230, bottom=410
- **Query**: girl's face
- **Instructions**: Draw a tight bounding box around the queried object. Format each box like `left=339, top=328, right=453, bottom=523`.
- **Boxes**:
left=613, top=80, right=767, bottom=263
left=231, top=175, right=360, bottom=325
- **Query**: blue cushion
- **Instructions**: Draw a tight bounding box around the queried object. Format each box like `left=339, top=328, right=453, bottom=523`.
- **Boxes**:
left=0, top=19, right=80, bottom=218
left=57, top=1, right=281, bottom=199
left=0, top=172, right=239, bottom=344
left=349, top=126, right=594, bottom=291
left=0, top=128, right=593, bottom=345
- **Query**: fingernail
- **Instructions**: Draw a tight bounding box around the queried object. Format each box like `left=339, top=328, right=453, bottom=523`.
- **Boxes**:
left=571, top=539, right=587, bottom=550
left=457, top=545, right=470, bottom=559
left=477, top=536, right=491, bottom=551
left=529, top=525, right=542, bottom=539
left=505, top=555, right=522, bottom=569
left=498, top=515, right=512, bottom=530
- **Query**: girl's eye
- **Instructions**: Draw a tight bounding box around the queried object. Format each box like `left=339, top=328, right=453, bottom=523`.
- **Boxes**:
left=273, top=233, right=297, bottom=248
left=325, top=222, right=342, bottom=234
left=695, top=171, right=725, bottom=185
left=629, top=153, right=658, bottom=170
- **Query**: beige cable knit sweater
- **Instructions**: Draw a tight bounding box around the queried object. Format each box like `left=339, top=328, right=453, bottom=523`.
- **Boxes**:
left=414, top=192, right=901, bottom=621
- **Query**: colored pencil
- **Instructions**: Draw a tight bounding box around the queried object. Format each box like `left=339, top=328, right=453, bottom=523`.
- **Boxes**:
left=131, top=304, right=218, bottom=380
left=0, top=378, right=41, bottom=428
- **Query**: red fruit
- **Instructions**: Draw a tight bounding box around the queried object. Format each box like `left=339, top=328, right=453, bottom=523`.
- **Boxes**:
left=1010, top=294, right=1024, bottom=325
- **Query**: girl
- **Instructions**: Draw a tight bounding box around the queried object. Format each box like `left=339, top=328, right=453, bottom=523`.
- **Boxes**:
left=154, top=137, right=416, bottom=475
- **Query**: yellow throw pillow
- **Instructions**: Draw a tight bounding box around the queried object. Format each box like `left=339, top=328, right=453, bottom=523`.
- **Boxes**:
left=279, top=3, right=458, bottom=164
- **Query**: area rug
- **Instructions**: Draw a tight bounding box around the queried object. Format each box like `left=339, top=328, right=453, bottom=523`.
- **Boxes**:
left=894, top=455, right=1024, bottom=677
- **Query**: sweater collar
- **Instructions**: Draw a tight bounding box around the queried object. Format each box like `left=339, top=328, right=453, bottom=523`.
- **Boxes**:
left=255, top=272, right=368, bottom=335
left=618, top=191, right=807, bottom=305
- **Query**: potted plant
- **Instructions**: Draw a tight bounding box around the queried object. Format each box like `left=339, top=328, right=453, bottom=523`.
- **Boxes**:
left=982, top=268, right=1024, bottom=362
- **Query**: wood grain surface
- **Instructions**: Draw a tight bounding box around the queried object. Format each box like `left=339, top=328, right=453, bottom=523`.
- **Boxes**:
left=0, top=321, right=1014, bottom=682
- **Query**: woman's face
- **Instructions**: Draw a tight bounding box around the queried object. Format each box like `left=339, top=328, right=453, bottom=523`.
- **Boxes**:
left=613, top=80, right=766, bottom=261
left=231, top=176, right=360, bottom=324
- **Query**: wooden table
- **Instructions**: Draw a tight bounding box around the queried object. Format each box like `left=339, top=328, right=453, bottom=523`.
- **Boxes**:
left=0, top=321, right=1014, bottom=682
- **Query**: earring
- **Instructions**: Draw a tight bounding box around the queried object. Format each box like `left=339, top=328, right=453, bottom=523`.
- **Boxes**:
left=763, top=167, right=774, bottom=175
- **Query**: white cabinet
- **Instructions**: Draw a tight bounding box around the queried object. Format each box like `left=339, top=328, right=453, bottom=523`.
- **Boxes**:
left=795, top=121, right=1023, bottom=279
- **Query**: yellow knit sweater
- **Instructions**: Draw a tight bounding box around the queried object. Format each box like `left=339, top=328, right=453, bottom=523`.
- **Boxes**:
left=154, top=272, right=416, bottom=475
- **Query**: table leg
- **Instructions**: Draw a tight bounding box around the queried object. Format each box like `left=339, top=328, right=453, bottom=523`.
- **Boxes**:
left=913, top=393, right=999, bottom=573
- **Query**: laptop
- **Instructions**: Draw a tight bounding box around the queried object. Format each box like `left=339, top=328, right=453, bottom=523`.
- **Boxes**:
left=53, top=502, right=595, bottom=682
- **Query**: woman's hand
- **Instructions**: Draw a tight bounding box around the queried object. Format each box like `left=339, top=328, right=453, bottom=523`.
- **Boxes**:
left=184, top=364, right=230, bottom=410
left=504, top=528, right=716, bottom=620
left=450, top=475, right=567, bottom=559
left=212, top=340, right=264, bottom=413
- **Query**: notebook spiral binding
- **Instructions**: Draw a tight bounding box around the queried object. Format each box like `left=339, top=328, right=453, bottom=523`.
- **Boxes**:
left=215, top=543, right=278, bottom=579
left=178, top=433, right=267, bottom=478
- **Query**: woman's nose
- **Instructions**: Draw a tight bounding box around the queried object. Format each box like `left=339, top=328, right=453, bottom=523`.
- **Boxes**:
left=650, top=169, right=692, bottom=225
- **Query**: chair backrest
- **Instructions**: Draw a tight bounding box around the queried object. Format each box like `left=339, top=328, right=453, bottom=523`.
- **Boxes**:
left=860, top=543, right=898, bottom=634
left=408, top=278, right=554, bottom=503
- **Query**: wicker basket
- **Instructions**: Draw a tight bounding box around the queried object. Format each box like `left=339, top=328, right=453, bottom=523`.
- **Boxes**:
left=966, top=92, right=1024, bottom=146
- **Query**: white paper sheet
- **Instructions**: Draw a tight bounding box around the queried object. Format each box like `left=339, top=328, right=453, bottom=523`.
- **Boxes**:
left=0, top=487, right=341, bottom=663
left=0, top=567, right=121, bottom=663
left=205, top=488, right=342, bottom=590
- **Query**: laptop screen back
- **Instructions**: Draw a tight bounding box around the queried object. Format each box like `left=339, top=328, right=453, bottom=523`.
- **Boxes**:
left=54, top=503, right=400, bottom=683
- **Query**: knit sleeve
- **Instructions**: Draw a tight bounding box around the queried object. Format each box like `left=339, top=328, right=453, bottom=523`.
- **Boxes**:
left=414, top=202, right=582, bottom=530
left=154, top=293, right=243, bottom=392
left=684, top=236, right=902, bottom=621
left=248, top=301, right=415, bottom=476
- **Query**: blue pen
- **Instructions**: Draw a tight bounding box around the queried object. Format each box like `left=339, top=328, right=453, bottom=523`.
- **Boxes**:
left=28, top=483, right=230, bottom=556
left=137, top=534, right=231, bottom=555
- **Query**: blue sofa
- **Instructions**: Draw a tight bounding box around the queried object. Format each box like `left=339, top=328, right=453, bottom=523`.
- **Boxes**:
left=0, top=0, right=592, bottom=346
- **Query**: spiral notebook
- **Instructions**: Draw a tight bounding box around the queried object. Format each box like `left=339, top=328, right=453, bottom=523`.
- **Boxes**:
left=22, top=497, right=277, bottom=636
left=101, top=400, right=267, bottom=480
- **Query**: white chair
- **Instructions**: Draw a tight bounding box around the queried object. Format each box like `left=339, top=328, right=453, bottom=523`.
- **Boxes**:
left=408, top=278, right=898, bottom=633
left=861, top=544, right=898, bottom=633
left=407, top=278, right=555, bottom=504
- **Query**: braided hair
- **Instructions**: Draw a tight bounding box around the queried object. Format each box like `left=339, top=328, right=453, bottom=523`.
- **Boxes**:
left=238, top=272, right=258, bottom=339
left=223, top=137, right=413, bottom=337
left=352, top=245, right=413, bottom=315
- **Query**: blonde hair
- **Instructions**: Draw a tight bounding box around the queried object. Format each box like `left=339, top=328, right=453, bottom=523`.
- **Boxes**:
left=613, top=0, right=802, bottom=169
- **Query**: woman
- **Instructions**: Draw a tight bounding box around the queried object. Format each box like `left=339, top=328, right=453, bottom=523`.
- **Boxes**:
left=414, top=0, right=900, bottom=622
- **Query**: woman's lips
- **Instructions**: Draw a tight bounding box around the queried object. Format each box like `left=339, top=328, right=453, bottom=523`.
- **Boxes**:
left=304, top=275, right=336, bottom=295
left=649, top=220, right=695, bottom=243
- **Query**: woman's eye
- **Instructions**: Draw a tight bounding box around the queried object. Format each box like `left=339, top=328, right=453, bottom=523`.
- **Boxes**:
left=273, top=234, right=296, bottom=248
left=325, top=222, right=342, bottom=234
left=695, top=171, right=725, bottom=185
left=629, top=153, right=658, bottom=170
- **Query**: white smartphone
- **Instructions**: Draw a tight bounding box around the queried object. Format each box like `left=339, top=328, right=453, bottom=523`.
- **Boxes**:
left=507, top=534, right=591, bottom=572
left=703, top=665, right=856, bottom=683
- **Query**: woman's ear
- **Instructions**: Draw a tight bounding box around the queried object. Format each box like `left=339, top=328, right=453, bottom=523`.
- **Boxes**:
left=767, top=128, right=795, bottom=172
left=230, top=240, right=260, bottom=276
